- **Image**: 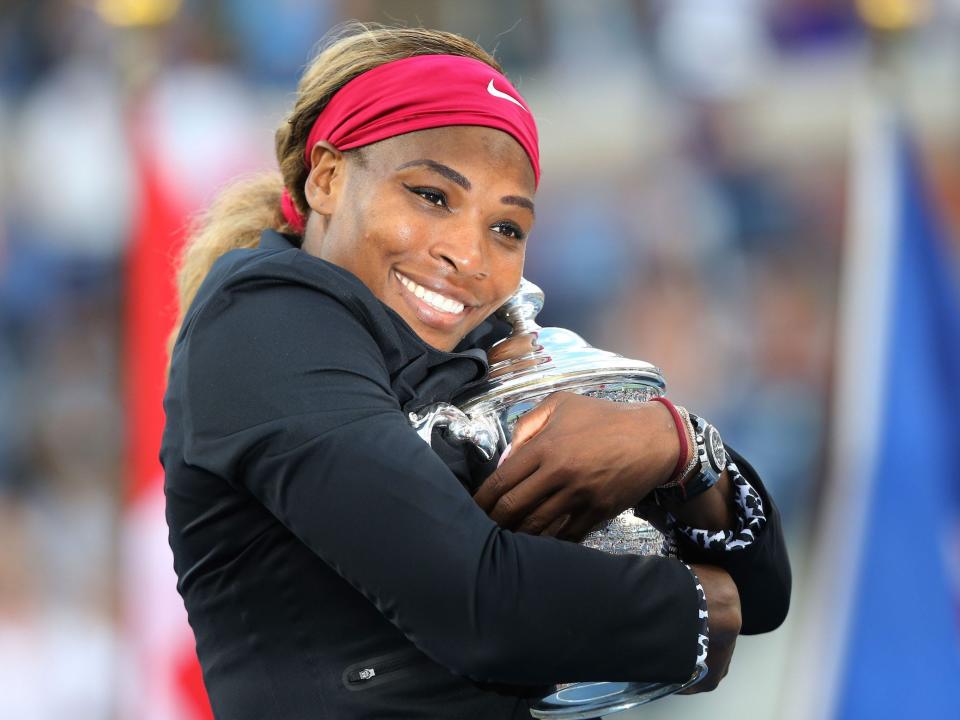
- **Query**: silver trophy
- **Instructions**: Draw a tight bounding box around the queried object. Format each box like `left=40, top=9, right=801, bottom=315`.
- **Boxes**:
left=408, top=279, right=702, bottom=718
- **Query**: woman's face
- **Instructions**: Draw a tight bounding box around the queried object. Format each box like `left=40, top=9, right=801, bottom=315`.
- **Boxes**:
left=302, top=125, right=536, bottom=351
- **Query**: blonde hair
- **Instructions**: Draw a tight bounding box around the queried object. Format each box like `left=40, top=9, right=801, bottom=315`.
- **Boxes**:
left=170, top=24, right=501, bottom=352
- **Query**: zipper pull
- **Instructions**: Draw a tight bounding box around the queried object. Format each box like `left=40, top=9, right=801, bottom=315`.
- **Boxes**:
left=347, top=667, right=376, bottom=683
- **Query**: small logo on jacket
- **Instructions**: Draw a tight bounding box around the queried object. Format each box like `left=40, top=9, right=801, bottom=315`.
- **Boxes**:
left=487, top=79, right=526, bottom=111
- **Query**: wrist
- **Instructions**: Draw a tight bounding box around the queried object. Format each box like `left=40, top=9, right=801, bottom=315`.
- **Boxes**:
left=663, top=469, right=736, bottom=531
left=649, top=397, right=692, bottom=485
left=658, top=412, right=725, bottom=504
left=674, top=406, right=698, bottom=482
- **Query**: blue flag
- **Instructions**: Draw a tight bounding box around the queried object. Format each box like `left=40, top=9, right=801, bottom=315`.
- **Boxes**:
left=836, top=126, right=960, bottom=717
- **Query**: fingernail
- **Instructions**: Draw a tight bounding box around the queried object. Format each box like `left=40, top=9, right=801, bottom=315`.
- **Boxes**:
left=497, top=443, right=512, bottom=467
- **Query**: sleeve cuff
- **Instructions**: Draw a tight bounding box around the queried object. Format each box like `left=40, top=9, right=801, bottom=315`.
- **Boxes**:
left=683, top=563, right=710, bottom=680
left=670, top=458, right=767, bottom=552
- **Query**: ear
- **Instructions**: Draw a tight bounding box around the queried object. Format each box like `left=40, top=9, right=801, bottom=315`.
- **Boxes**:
left=303, top=141, right=346, bottom=218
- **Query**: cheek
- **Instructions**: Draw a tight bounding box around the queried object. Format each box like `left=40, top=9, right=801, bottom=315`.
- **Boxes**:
left=364, top=205, right=424, bottom=256
left=392, top=220, right=416, bottom=252
left=490, top=249, right=525, bottom=303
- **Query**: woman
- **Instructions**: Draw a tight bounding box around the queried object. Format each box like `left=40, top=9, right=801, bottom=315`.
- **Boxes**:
left=162, top=25, right=790, bottom=719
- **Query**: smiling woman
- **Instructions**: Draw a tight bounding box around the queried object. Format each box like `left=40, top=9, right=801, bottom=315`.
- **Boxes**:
left=300, top=126, right=533, bottom=350
left=161, top=23, right=789, bottom=720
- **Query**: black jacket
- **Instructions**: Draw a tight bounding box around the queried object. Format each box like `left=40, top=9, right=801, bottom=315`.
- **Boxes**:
left=162, top=230, right=790, bottom=719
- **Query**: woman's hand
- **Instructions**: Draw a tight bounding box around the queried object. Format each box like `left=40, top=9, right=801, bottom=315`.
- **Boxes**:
left=681, top=564, right=741, bottom=694
left=472, top=392, right=681, bottom=541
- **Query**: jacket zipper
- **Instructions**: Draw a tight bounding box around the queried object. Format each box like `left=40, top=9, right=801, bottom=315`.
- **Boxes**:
left=344, top=650, right=430, bottom=687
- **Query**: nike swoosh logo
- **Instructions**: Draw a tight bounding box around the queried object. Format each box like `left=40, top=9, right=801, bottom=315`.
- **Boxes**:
left=487, top=79, right=526, bottom=111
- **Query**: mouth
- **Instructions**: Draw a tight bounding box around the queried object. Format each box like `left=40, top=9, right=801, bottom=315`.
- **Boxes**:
left=393, top=270, right=476, bottom=332
left=395, top=271, right=467, bottom=313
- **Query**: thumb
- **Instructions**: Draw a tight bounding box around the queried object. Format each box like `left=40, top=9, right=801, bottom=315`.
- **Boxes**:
left=509, top=393, right=561, bottom=452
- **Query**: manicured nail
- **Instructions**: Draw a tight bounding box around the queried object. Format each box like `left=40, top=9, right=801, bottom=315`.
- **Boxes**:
left=497, top=443, right=512, bottom=467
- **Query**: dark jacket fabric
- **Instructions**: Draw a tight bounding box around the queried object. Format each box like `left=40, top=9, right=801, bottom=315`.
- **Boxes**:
left=161, top=230, right=790, bottom=719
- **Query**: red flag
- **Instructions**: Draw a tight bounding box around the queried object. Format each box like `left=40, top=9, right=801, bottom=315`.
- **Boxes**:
left=119, top=67, right=270, bottom=718
left=119, top=105, right=212, bottom=720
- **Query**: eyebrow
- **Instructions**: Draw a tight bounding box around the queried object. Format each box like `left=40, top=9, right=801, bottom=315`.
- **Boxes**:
left=396, top=158, right=535, bottom=216
left=396, top=159, right=471, bottom=190
left=501, top=195, right=535, bottom=216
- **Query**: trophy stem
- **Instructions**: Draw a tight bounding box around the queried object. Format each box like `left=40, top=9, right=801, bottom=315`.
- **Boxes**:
left=496, top=278, right=545, bottom=335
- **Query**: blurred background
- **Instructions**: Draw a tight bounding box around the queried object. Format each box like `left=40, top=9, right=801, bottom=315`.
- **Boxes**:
left=0, top=0, right=957, bottom=718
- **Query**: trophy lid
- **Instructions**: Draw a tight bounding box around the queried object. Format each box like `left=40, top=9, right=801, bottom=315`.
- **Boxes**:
left=453, top=279, right=665, bottom=412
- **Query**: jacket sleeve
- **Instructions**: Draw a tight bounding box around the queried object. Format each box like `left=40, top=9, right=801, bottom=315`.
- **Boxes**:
left=673, top=448, right=792, bottom=634
left=176, top=276, right=704, bottom=686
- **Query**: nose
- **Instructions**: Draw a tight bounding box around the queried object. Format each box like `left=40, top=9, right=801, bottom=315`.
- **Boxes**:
left=431, top=220, right=488, bottom=278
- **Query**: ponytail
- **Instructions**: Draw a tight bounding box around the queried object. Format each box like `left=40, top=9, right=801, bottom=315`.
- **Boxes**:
left=168, top=172, right=288, bottom=355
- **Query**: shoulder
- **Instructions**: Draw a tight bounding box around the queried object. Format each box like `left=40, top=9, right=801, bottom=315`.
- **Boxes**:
left=189, top=242, right=369, bottom=331
left=166, top=242, right=401, bottom=446
left=167, top=234, right=406, bottom=414
left=175, top=231, right=411, bottom=363
left=168, top=230, right=489, bottom=417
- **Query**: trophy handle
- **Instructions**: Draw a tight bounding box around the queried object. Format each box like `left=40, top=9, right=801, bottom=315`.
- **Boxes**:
left=408, top=403, right=500, bottom=462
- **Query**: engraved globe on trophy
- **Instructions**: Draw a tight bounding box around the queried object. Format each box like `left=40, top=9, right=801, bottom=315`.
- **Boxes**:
left=408, top=279, right=702, bottom=719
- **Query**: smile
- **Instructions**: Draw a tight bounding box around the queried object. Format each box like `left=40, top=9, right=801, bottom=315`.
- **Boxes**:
left=394, top=272, right=466, bottom=315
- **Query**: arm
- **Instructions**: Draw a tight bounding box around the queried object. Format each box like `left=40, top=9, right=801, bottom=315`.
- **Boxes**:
left=474, top=393, right=791, bottom=634
left=176, top=275, right=705, bottom=686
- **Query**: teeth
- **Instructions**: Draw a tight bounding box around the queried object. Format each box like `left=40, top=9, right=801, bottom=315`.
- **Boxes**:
left=395, top=272, right=465, bottom=314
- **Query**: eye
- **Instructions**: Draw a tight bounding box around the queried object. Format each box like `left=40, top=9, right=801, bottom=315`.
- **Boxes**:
left=405, top=185, right=447, bottom=208
left=492, top=221, right=526, bottom=241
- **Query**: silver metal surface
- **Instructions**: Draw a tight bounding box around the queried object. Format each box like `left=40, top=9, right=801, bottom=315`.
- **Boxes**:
left=408, top=403, right=501, bottom=461
left=458, top=280, right=666, bottom=425
left=529, top=671, right=703, bottom=719
left=581, top=509, right=665, bottom=557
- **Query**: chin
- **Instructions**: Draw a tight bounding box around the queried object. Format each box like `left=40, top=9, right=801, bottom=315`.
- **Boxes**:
left=423, top=331, right=459, bottom=352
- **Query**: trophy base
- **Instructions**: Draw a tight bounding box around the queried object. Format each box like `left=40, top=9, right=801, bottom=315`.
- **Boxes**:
left=529, top=674, right=699, bottom=720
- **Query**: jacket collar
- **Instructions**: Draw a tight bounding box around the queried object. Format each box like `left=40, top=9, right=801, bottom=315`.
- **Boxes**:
left=259, top=229, right=300, bottom=251
left=257, top=230, right=491, bottom=410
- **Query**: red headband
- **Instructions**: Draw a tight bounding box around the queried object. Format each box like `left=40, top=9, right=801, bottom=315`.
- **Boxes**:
left=280, top=54, right=539, bottom=233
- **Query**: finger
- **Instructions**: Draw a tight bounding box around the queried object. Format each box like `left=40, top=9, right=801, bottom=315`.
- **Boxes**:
left=489, top=470, right=557, bottom=529
left=473, top=444, right=541, bottom=512
left=508, top=393, right=561, bottom=452
left=515, top=488, right=573, bottom=535
left=542, top=514, right=570, bottom=537
left=679, top=639, right=736, bottom=694
left=556, top=511, right=604, bottom=544
left=496, top=443, right=512, bottom=468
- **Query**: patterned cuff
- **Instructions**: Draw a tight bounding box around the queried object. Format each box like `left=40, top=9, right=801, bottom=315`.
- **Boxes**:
left=670, top=458, right=766, bottom=552
left=683, top=563, right=710, bottom=681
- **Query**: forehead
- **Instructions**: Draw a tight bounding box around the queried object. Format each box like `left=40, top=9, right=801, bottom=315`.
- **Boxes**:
left=358, top=126, right=536, bottom=191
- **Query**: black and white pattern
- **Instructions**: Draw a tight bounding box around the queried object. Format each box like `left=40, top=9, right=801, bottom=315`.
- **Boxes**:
left=683, top=563, right=710, bottom=680
left=670, top=460, right=766, bottom=552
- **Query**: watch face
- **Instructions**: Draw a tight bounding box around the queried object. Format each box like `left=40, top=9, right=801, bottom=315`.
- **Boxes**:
left=706, top=426, right=726, bottom=471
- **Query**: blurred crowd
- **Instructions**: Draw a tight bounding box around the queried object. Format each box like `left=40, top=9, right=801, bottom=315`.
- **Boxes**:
left=1, top=1, right=958, bottom=718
